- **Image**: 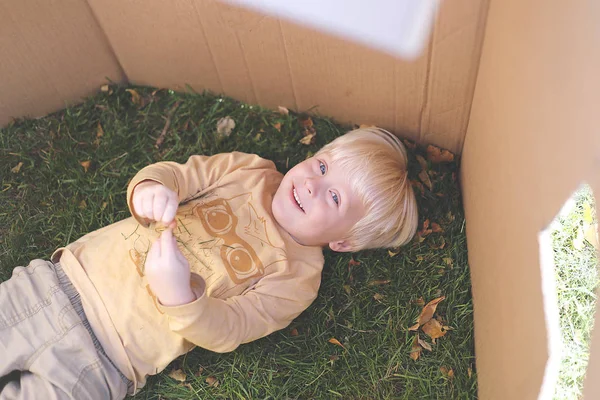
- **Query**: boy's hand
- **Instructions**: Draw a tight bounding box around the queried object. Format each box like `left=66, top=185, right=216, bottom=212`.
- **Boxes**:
left=145, top=229, right=196, bottom=307
left=132, top=181, right=179, bottom=225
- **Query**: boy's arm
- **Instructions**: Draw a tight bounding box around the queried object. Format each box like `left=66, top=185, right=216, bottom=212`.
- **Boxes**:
left=156, top=260, right=323, bottom=353
left=126, top=152, right=275, bottom=225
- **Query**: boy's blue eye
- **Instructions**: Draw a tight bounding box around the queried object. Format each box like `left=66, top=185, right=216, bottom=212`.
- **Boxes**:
left=319, top=161, right=326, bottom=175
left=331, top=192, right=339, bottom=205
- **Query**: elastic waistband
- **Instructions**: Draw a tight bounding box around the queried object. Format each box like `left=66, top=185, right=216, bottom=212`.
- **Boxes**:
left=52, top=261, right=134, bottom=393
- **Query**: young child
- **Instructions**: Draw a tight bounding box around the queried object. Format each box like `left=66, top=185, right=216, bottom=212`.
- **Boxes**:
left=0, top=127, right=417, bottom=399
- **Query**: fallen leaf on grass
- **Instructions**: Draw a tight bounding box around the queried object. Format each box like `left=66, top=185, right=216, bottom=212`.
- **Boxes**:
left=440, top=366, right=454, bottom=378
left=277, top=106, right=289, bottom=115
left=343, top=285, right=352, bottom=295
left=126, top=89, right=143, bottom=106
left=409, top=296, right=445, bottom=331
left=584, top=202, right=594, bottom=223
left=299, top=133, right=316, bottom=145
left=79, top=200, right=87, bottom=209
left=168, top=369, right=187, bottom=382
left=348, top=258, right=361, bottom=267
left=96, top=123, right=104, bottom=138
left=299, top=116, right=314, bottom=129
left=273, top=122, right=282, bottom=131
left=409, top=335, right=421, bottom=361
left=584, top=223, right=599, bottom=250
left=328, top=337, right=346, bottom=350
left=373, top=293, right=385, bottom=301
left=216, top=116, right=235, bottom=138
left=443, top=257, right=453, bottom=267
left=426, top=145, right=455, bottom=163
left=101, top=202, right=108, bottom=211
left=290, top=328, right=299, bottom=337
left=368, top=280, right=391, bottom=286
left=422, top=318, right=449, bottom=342
left=431, top=222, right=443, bottom=233
left=80, top=160, right=91, bottom=173
left=329, top=355, right=339, bottom=365
left=100, top=84, right=110, bottom=93
left=205, top=376, right=219, bottom=387
left=195, top=367, right=204, bottom=377
left=418, top=170, right=433, bottom=190
left=11, top=162, right=23, bottom=173
left=388, top=249, right=400, bottom=257
left=468, top=366, right=472, bottom=378
left=416, top=155, right=428, bottom=171
left=417, top=336, right=432, bottom=351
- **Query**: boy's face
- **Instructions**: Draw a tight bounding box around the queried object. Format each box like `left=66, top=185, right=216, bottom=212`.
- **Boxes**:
left=272, top=152, right=365, bottom=251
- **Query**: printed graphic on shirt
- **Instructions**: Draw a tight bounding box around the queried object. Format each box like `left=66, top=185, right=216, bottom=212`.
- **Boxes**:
left=193, top=198, right=264, bottom=284
left=124, top=191, right=288, bottom=307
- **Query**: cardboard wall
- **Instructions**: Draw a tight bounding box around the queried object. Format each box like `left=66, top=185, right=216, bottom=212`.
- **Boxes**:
left=83, top=0, right=488, bottom=154
left=461, top=0, right=600, bottom=398
left=0, top=0, right=125, bottom=126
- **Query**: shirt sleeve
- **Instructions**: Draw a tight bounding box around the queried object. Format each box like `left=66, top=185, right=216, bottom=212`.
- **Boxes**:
left=156, top=258, right=323, bottom=353
left=126, top=152, right=276, bottom=225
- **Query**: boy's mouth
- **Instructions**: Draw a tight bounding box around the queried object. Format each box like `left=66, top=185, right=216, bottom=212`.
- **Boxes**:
left=292, top=187, right=305, bottom=212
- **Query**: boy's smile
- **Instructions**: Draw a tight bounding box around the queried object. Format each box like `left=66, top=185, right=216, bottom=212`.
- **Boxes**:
left=272, top=152, right=365, bottom=251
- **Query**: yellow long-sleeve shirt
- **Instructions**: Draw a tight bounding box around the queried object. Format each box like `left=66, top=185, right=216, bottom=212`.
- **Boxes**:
left=51, top=152, right=325, bottom=393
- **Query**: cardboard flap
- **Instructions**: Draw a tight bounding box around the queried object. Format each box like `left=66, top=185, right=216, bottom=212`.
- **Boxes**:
left=462, top=0, right=600, bottom=398
left=0, top=0, right=124, bottom=126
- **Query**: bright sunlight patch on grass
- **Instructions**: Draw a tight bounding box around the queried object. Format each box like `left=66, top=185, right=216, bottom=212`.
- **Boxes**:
left=551, top=185, right=599, bottom=400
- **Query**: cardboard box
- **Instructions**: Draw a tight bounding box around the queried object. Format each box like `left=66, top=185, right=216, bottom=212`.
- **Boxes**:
left=1, top=0, right=599, bottom=398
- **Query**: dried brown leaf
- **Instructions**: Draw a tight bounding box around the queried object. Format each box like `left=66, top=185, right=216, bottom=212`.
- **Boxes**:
left=343, top=285, right=352, bottom=295
left=290, top=328, right=299, bottom=337
left=100, top=84, right=110, bottom=92
left=328, top=337, right=346, bottom=350
left=168, top=369, right=187, bottom=382
left=368, top=280, right=391, bottom=286
left=299, top=116, right=314, bottom=129
left=431, top=222, right=443, bottom=233
left=426, top=145, right=455, bottom=163
left=79, top=200, right=87, bottom=209
left=101, top=202, right=108, bottom=211
left=408, top=323, right=420, bottom=331
left=584, top=223, right=599, bottom=250
left=422, top=318, right=448, bottom=340
left=277, top=106, right=289, bottom=115
left=216, top=116, right=235, bottom=138
left=80, top=160, right=91, bottom=173
left=418, top=170, right=432, bottom=190
left=299, top=133, right=316, bottom=145
left=413, top=296, right=445, bottom=328
left=373, top=293, right=385, bottom=301
left=468, top=367, right=473, bottom=378
left=348, top=258, right=361, bottom=266
left=11, top=162, right=23, bottom=174
left=205, top=376, right=219, bottom=387
left=409, top=335, right=421, bottom=361
left=126, top=89, right=142, bottom=106
left=273, top=122, right=282, bottom=131
left=96, top=122, right=104, bottom=138
left=388, top=249, right=400, bottom=257
left=418, top=336, right=432, bottom=351
left=416, top=155, right=428, bottom=171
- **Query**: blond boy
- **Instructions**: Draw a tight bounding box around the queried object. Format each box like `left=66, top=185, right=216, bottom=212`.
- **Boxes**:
left=0, top=127, right=417, bottom=399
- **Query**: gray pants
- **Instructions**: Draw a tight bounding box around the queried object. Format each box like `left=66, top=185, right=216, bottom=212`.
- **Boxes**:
left=0, top=259, right=130, bottom=399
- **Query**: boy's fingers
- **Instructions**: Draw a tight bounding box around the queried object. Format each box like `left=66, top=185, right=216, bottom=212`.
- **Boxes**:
left=160, top=229, right=174, bottom=255
left=142, top=194, right=154, bottom=220
left=153, top=192, right=168, bottom=222
left=147, top=236, right=162, bottom=259
left=162, top=198, right=178, bottom=224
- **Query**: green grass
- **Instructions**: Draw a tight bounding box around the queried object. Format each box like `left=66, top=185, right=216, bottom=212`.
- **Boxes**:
left=0, top=86, right=476, bottom=399
left=552, top=185, right=599, bottom=399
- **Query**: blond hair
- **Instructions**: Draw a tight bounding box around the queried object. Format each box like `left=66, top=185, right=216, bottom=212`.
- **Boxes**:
left=316, top=127, right=418, bottom=250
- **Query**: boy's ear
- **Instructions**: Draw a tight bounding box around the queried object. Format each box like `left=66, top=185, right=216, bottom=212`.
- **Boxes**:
left=329, top=240, right=354, bottom=252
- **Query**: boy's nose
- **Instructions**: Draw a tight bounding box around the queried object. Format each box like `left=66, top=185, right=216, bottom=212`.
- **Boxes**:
left=304, top=177, right=316, bottom=195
